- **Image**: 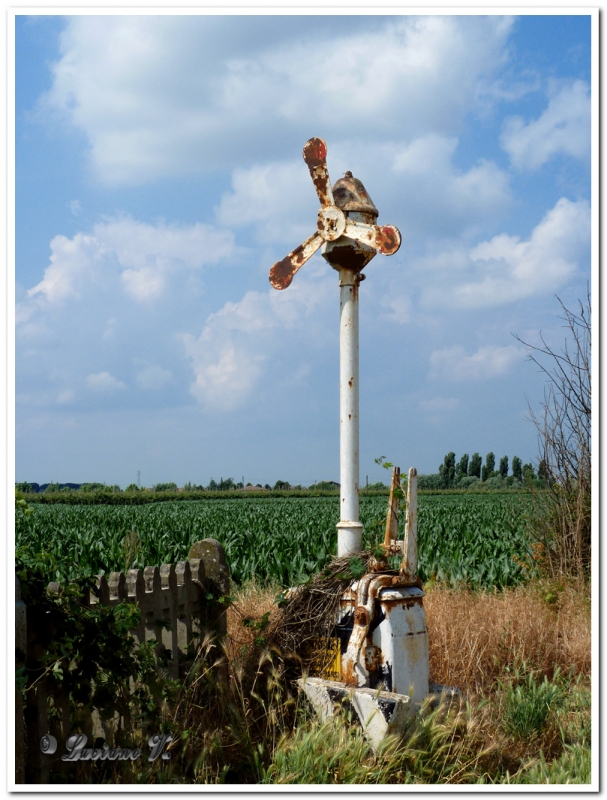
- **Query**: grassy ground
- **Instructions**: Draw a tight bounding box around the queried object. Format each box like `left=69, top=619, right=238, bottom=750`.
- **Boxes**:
left=181, top=577, right=591, bottom=785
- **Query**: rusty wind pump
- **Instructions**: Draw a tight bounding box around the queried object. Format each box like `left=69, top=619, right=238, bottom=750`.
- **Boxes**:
left=267, top=139, right=453, bottom=748
left=269, top=137, right=401, bottom=557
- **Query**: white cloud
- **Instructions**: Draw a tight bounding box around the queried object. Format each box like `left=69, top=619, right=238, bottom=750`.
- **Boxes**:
left=380, top=293, right=413, bottom=324
left=16, top=214, right=241, bottom=416
left=500, top=80, right=590, bottom=170
left=216, top=160, right=315, bottom=246
left=101, top=217, right=237, bottom=302
left=390, top=134, right=511, bottom=237
left=135, top=364, right=173, bottom=391
left=103, top=318, right=117, bottom=340
left=86, top=372, right=126, bottom=392
left=39, top=15, right=514, bottom=186
left=422, top=197, right=590, bottom=308
left=184, top=343, right=263, bottom=411
left=97, top=217, right=234, bottom=271
left=24, top=216, right=237, bottom=307
left=429, top=344, right=524, bottom=381
left=182, top=273, right=333, bottom=409
left=56, top=389, right=76, bottom=405
left=27, top=233, right=106, bottom=304
left=121, top=265, right=167, bottom=302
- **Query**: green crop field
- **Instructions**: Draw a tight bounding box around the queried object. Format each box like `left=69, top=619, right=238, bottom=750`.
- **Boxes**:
left=16, top=493, right=535, bottom=589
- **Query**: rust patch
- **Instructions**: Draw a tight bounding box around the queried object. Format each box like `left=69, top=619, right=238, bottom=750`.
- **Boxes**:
left=369, top=554, right=389, bottom=572
left=302, top=137, right=327, bottom=168
left=269, top=246, right=305, bottom=290
left=311, top=167, right=333, bottom=207
left=269, top=233, right=323, bottom=290
left=323, top=243, right=375, bottom=272
left=382, top=596, right=424, bottom=613
left=353, top=606, right=369, bottom=626
left=342, top=605, right=371, bottom=686
left=302, top=138, right=333, bottom=207
left=331, top=173, right=378, bottom=217
left=364, top=645, right=383, bottom=672
left=377, top=225, right=401, bottom=255
left=391, top=574, right=423, bottom=589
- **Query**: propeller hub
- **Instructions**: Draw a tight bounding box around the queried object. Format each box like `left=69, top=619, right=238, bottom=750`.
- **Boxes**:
left=317, top=205, right=347, bottom=242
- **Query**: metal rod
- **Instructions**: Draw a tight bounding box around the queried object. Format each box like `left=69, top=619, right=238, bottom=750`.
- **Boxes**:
left=400, top=467, right=418, bottom=578
left=337, top=268, right=362, bottom=556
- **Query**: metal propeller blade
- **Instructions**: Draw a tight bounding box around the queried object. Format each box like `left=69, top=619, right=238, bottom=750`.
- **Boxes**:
left=344, top=220, right=402, bottom=256
left=302, top=137, right=334, bottom=208
left=269, top=231, right=325, bottom=290
left=269, top=137, right=401, bottom=290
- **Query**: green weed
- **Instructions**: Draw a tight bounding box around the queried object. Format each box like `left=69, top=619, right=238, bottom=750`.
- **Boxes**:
left=502, top=666, right=565, bottom=740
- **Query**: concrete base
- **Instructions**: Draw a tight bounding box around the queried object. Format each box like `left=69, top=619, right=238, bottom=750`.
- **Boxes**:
left=298, top=677, right=414, bottom=750
left=428, top=682, right=462, bottom=708
left=298, top=676, right=461, bottom=750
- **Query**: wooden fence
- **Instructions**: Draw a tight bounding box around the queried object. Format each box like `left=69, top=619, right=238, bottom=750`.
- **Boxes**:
left=15, top=538, right=230, bottom=784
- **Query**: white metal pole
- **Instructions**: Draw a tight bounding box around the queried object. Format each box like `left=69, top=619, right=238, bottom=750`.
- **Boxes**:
left=337, top=268, right=363, bottom=556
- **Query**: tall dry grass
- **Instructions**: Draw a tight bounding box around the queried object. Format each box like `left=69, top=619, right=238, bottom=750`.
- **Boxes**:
left=424, top=580, right=590, bottom=696
left=227, top=578, right=591, bottom=698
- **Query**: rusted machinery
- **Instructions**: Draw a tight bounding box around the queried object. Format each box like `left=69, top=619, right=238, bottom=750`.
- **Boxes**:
left=268, top=139, right=451, bottom=747
left=299, top=466, right=434, bottom=748
left=338, top=467, right=427, bottom=697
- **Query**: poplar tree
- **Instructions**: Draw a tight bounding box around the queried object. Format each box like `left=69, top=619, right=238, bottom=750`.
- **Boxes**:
left=438, top=452, right=456, bottom=488
left=456, top=454, right=469, bottom=478
left=469, top=453, right=482, bottom=479
left=485, top=452, right=496, bottom=474
left=512, top=456, right=523, bottom=482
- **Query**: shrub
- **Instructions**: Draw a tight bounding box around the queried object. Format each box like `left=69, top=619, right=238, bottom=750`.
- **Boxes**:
left=516, top=294, right=591, bottom=578
left=456, top=476, right=479, bottom=489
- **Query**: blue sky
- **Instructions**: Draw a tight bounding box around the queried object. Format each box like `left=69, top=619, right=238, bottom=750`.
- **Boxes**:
left=14, top=12, right=593, bottom=489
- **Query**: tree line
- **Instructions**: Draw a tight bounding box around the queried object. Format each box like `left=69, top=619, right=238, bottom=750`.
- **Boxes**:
left=417, top=452, right=547, bottom=491
left=17, top=459, right=543, bottom=496
left=15, top=478, right=304, bottom=494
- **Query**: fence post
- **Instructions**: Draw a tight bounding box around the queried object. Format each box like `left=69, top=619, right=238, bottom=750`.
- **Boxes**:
left=187, top=558, right=205, bottom=646
left=24, top=614, right=49, bottom=784
left=175, top=561, right=193, bottom=655
left=127, top=569, right=146, bottom=646
left=160, top=564, right=179, bottom=680
left=188, top=539, right=230, bottom=637
left=15, top=576, right=26, bottom=784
